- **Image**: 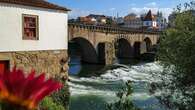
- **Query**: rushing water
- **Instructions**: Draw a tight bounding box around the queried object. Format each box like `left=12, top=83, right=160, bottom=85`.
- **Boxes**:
left=68, top=57, right=170, bottom=110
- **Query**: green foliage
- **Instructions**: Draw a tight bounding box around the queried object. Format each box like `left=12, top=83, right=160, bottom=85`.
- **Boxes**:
left=51, top=79, right=70, bottom=110
left=106, top=81, right=140, bottom=110
left=156, top=1, right=195, bottom=110
left=158, top=1, right=195, bottom=85
left=106, top=18, right=114, bottom=25
left=40, top=97, right=65, bottom=110
left=39, top=77, right=70, bottom=110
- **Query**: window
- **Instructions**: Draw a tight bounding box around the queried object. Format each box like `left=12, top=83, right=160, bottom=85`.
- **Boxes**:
left=22, top=14, right=39, bottom=40
left=146, top=21, right=149, bottom=26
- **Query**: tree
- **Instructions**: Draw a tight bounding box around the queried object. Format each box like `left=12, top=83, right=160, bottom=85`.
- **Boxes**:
left=157, top=1, right=195, bottom=110
left=106, top=18, right=114, bottom=25
left=158, top=1, right=195, bottom=85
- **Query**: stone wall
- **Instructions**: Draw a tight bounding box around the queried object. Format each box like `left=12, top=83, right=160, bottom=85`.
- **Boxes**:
left=104, top=42, right=115, bottom=65
left=0, top=50, right=69, bottom=79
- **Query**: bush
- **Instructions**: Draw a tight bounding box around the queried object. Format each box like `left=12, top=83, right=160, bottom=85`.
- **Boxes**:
left=106, top=81, right=140, bottom=110
left=39, top=76, right=70, bottom=110
left=51, top=77, right=70, bottom=110
left=39, top=97, right=65, bottom=110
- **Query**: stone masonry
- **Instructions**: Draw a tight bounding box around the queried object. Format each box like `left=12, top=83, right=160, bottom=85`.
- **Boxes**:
left=104, top=42, right=115, bottom=65
left=69, top=23, right=160, bottom=65
left=0, top=50, right=69, bottom=78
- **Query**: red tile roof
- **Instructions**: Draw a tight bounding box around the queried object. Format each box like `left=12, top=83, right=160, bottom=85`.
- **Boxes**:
left=0, top=0, right=70, bottom=12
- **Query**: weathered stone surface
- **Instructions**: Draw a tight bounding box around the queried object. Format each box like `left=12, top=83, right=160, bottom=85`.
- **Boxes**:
left=69, top=24, right=160, bottom=65
left=97, top=42, right=115, bottom=65
left=105, top=42, right=115, bottom=65
left=0, top=50, right=68, bottom=79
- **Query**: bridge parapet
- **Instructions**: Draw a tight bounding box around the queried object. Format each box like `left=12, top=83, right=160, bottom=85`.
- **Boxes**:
left=68, top=23, right=162, bottom=34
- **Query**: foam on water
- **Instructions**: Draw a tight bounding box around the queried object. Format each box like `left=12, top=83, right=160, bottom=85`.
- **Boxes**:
left=100, top=62, right=163, bottom=83
left=131, top=92, right=154, bottom=100
left=68, top=62, right=179, bottom=110
left=69, top=62, right=164, bottom=96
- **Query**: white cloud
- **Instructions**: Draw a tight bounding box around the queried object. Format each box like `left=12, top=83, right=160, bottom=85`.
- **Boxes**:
left=127, top=1, right=173, bottom=19
left=145, top=2, right=157, bottom=8
left=69, top=2, right=173, bottom=20
left=68, top=9, right=103, bottom=19
left=69, top=7, right=173, bottom=19
left=109, top=8, right=116, bottom=11
left=69, top=8, right=118, bottom=19
left=129, top=7, right=173, bottom=19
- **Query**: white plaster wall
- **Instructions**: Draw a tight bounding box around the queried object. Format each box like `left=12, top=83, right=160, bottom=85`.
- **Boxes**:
left=0, top=3, right=68, bottom=52
left=153, top=21, right=157, bottom=27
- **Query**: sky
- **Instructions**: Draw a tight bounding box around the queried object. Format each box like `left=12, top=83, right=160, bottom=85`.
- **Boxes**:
left=48, top=0, right=192, bottom=19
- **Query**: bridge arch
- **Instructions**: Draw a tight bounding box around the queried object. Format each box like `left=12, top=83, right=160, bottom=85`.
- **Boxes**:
left=143, top=37, right=152, bottom=52
left=115, top=38, right=133, bottom=58
left=68, top=37, right=99, bottom=64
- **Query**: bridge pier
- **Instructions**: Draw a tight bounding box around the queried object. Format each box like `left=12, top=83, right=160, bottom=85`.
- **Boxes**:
left=98, top=42, right=115, bottom=65
left=140, top=42, right=147, bottom=54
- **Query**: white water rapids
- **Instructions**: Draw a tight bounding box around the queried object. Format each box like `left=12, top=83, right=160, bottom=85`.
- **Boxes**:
left=68, top=62, right=170, bottom=110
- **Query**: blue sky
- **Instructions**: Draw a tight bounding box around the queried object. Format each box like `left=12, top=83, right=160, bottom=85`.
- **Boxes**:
left=48, top=0, right=191, bottom=18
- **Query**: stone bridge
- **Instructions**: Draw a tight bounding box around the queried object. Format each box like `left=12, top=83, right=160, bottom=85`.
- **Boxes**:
left=68, top=23, right=161, bottom=65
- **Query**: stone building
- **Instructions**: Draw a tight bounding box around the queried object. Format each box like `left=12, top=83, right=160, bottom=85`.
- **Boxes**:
left=77, top=14, right=108, bottom=25
left=123, top=18, right=142, bottom=29
left=0, top=0, right=70, bottom=78
left=121, top=13, right=142, bottom=29
left=77, top=16, right=96, bottom=25
left=87, top=14, right=107, bottom=24
left=124, top=13, right=137, bottom=21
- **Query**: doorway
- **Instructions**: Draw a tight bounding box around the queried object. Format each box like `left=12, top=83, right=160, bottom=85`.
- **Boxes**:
left=0, top=60, right=9, bottom=74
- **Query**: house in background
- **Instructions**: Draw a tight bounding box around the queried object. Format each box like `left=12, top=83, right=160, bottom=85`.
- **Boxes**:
left=87, top=14, right=107, bottom=24
left=117, top=10, right=167, bottom=30
left=143, top=10, right=157, bottom=30
left=0, top=0, right=70, bottom=77
left=123, top=13, right=143, bottom=29
left=76, top=14, right=110, bottom=25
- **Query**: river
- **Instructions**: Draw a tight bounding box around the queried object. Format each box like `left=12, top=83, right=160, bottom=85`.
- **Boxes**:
left=68, top=57, right=170, bottom=110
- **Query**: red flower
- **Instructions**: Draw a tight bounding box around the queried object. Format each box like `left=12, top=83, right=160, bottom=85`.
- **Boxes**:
left=0, top=67, right=62, bottom=110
